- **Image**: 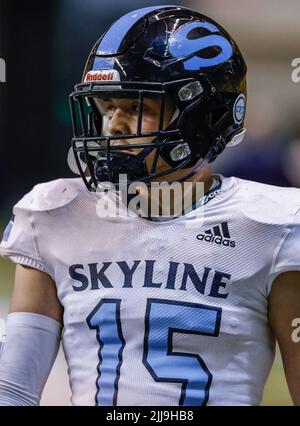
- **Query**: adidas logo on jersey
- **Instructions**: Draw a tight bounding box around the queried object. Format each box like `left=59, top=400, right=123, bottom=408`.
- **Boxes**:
left=197, top=222, right=236, bottom=248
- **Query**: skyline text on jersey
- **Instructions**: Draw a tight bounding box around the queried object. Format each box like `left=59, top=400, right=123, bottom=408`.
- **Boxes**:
left=69, top=260, right=231, bottom=299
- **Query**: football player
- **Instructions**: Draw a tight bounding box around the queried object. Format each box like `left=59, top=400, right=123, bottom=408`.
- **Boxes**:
left=0, top=5, right=300, bottom=406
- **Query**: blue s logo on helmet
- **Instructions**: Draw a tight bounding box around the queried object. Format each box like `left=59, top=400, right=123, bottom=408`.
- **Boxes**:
left=169, top=22, right=233, bottom=70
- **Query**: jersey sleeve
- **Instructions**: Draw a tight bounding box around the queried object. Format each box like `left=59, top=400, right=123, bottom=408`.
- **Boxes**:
left=0, top=203, right=49, bottom=274
left=266, top=208, right=300, bottom=295
left=0, top=179, right=81, bottom=278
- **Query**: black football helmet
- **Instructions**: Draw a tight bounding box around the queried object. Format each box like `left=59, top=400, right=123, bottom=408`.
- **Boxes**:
left=69, top=5, right=247, bottom=191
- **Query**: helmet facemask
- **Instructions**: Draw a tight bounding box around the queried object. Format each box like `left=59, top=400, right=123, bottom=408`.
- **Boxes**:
left=69, top=79, right=213, bottom=192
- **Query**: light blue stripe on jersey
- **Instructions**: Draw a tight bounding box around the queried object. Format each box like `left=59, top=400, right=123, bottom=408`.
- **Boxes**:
left=96, top=5, right=178, bottom=55
left=2, top=219, right=14, bottom=242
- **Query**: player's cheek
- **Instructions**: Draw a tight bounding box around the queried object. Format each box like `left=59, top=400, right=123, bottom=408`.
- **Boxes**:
left=141, top=114, right=160, bottom=133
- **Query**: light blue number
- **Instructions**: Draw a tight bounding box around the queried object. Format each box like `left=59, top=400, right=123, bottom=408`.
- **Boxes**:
left=87, top=298, right=221, bottom=406
left=143, top=299, right=221, bottom=406
left=87, top=299, right=125, bottom=406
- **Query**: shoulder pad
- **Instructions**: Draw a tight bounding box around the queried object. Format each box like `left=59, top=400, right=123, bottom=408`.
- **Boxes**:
left=15, top=178, right=84, bottom=212
left=237, top=179, right=300, bottom=225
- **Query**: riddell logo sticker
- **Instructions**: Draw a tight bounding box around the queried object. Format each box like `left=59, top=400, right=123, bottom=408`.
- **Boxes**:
left=84, top=70, right=120, bottom=82
left=197, top=222, right=236, bottom=248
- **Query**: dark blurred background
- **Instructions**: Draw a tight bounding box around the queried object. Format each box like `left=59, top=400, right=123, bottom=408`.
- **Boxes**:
left=0, top=0, right=172, bottom=217
left=0, top=0, right=299, bottom=406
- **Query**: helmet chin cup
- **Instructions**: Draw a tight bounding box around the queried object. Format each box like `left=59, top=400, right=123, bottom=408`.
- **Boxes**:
left=94, top=152, right=148, bottom=185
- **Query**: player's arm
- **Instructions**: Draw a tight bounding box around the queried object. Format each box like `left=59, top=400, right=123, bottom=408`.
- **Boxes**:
left=0, top=264, right=63, bottom=406
left=10, top=264, right=63, bottom=321
left=268, top=271, right=300, bottom=406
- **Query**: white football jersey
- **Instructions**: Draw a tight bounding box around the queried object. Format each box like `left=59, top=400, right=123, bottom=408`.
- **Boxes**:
left=1, top=175, right=300, bottom=406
